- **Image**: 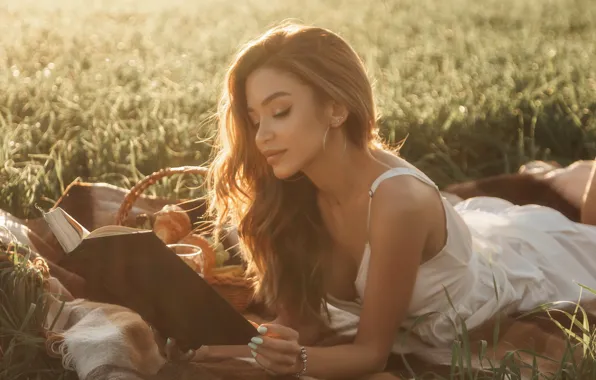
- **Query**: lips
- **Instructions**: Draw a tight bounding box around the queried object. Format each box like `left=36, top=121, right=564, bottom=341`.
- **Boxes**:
left=263, top=149, right=286, bottom=165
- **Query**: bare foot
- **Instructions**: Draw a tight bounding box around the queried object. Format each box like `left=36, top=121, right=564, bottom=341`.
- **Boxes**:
left=518, top=160, right=561, bottom=174
left=543, top=160, right=594, bottom=210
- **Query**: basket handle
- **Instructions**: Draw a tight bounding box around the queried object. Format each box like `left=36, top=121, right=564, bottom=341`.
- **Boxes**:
left=114, top=166, right=208, bottom=226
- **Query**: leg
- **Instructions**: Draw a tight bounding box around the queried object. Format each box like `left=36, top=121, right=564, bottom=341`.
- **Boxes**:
left=581, top=159, right=596, bottom=225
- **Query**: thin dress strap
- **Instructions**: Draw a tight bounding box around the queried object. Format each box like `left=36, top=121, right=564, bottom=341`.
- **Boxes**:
left=355, top=167, right=444, bottom=293
left=365, top=167, right=438, bottom=235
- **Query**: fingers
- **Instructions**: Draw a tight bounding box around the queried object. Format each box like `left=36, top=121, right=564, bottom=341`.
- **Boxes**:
left=257, top=323, right=300, bottom=341
left=194, top=345, right=211, bottom=361
left=253, top=346, right=298, bottom=375
left=151, top=326, right=168, bottom=358
left=151, top=326, right=196, bottom=362
left=252, top=335, right=298, bottom=354
left=252, top=344, right=298, bottom=367
left=178, top=346, right=197, bottom=362
left=248, top=319, right=260, bottom=329
left=165, top=338, right=179, bottom=360
left=248, top=324, right=302, bottom=376
left=165, top=338, right=196, bottom=362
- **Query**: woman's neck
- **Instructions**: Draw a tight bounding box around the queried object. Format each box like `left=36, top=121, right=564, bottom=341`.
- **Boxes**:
left=302, top=144, right=389, bottom=206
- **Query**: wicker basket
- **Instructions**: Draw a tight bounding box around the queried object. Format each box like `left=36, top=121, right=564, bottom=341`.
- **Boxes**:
left=114, top=166, right=254, bottom=313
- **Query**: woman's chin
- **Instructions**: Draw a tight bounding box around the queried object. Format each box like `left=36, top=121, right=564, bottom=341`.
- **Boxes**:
left=272, top=166, right=301, bottom=180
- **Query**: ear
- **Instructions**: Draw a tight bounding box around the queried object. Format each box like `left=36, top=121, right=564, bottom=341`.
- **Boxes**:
left=326, top=101, right=349, bottom=129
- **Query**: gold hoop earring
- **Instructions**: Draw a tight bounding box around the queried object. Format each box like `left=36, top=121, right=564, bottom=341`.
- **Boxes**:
left=322, top=125, right=331, bottom=152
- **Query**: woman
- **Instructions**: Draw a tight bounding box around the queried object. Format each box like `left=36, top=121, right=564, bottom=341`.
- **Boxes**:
left=160, top=23, right=596, bottom=379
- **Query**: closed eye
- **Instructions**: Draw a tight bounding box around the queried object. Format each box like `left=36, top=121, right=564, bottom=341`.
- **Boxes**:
left=250, top=107, right=291, bottom=128
left=273, top=107, right=291, bottom=118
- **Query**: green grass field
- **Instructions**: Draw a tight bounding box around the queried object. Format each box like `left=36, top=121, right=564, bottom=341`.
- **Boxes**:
left=1, top=0, right=596, bottom=377
left=2, top=0, right=595, bottom=219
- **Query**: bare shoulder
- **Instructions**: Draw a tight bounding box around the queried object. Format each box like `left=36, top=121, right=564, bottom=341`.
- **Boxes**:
left=367, top=171, right=446, bottom=262
left=370, top=172, right=441, bottom=220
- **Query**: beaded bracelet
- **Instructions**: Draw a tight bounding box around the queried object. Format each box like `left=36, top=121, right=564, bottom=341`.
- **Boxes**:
left=294, top=346, right=308, bottom=377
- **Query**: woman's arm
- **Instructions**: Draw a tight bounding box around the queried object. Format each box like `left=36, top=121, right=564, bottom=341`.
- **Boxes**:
left=199, top=312, right=323, bottom=361
left=251, top=177, right=438, bottom=379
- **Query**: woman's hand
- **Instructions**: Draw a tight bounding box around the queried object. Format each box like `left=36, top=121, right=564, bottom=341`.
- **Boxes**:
left=249, top=323, right=305, bottom=376
left=151, top=326, right=209, bottom=362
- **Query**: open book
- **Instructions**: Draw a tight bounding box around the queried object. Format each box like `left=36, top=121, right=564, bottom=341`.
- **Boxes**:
left=43, top=207, right=258, bottom=350
left=42, top=207, right=147, bottom=254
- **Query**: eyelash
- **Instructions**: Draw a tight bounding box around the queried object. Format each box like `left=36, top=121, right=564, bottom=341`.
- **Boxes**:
left=274, top=107, right=291, bottom=118
left=252, top=107, right=292, bottom=128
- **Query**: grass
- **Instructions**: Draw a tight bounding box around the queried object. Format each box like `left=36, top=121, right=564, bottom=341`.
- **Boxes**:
left=1, top=0, right=596, bottom=377
left=0, top=236, right=76, bottom=380
left=1, top=0, right=595, bottom=219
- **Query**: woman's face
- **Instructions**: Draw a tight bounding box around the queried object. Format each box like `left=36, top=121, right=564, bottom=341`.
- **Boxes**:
left=245, top=67, right=331, bottom=179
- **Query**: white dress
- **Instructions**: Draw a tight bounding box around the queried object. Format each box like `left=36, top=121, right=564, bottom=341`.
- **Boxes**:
left=326, top=167, right=596, bottom=353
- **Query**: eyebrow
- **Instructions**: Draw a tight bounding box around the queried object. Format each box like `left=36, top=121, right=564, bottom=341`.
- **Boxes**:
left=247, top=91, right=291, bottom=112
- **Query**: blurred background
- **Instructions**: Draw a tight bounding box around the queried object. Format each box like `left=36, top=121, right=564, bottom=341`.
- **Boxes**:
left=1, top=0, right=594, bottom=219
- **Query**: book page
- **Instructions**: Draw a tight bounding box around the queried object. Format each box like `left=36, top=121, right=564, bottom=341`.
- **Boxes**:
left=43, top=207, right=90, bottom=253
left=43, top=207, right=151, bottom=252
left=86, top=225, right=149, bottom=239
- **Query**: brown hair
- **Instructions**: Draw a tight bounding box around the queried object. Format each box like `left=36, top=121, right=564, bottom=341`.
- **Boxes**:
left=208, top=22, right=380, bottom=325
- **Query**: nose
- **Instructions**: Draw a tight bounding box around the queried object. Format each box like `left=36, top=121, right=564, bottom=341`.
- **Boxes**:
left=254, top=120, right=274, bottom=149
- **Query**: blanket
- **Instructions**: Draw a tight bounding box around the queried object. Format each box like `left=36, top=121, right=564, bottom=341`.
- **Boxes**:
left=3, top=176, right=596, bottom=380
left=22, top=257, right=596, bottom=380
left=42, top=291, right=356, bottom=380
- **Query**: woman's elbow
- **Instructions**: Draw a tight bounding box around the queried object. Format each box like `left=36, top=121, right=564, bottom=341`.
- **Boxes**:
left=372, top=355, right=390, bottom=373
left=365, top=347, right=391, bottom=373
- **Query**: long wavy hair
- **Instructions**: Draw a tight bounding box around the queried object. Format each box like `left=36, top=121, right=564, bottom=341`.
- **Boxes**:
left=208, top=23, right=380, bottom=326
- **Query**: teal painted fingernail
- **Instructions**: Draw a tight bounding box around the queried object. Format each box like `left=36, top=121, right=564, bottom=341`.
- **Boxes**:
left=251, top=350, right=257, bottom=357
left=257, top=326, right=268, bottom=334
left=251, top=336, right=263, bottom=345
left=166, top=338, right=172, bottom=345
left=248, top=342, right=258, bottom=350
